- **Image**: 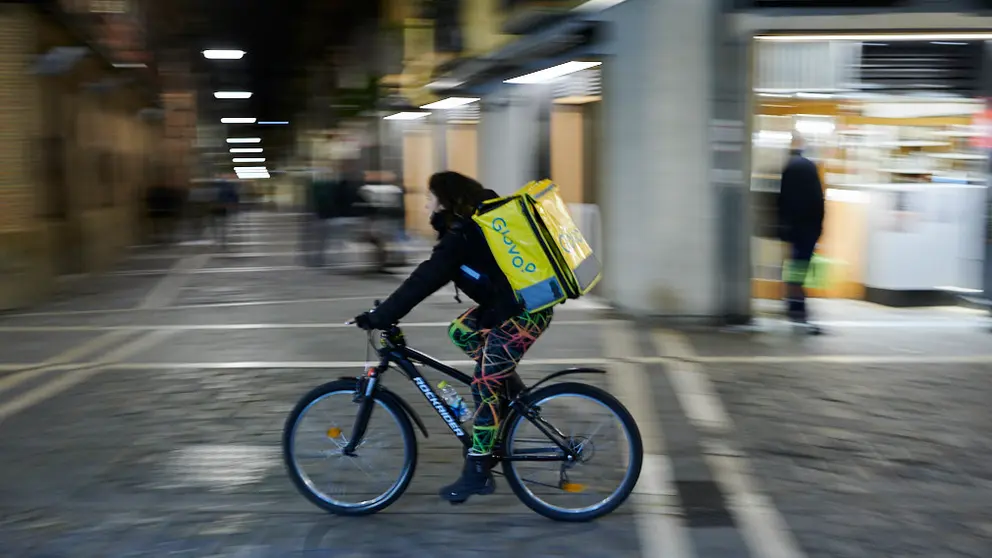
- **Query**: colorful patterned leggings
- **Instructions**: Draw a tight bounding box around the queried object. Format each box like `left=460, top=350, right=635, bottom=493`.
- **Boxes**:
left=448, top=306, right=554, bottom=455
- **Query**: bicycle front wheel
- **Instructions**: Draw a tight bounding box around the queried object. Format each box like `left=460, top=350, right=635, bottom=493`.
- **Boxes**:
left=283, top=379, right=417, bottom=516
left=501, top=381, right=643, bottom=522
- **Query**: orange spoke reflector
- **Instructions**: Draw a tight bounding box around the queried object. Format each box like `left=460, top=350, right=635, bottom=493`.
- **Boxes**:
left=327, top=427, right=342, bottom=438
left=561, top=483, right=586, bottom=493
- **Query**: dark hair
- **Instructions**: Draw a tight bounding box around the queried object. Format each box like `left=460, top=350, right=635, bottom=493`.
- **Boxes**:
left=428, top=171, right=486, bottom=218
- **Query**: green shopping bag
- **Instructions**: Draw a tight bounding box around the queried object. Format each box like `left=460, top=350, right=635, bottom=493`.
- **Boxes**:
left=782, top=254, right=834, bottom=290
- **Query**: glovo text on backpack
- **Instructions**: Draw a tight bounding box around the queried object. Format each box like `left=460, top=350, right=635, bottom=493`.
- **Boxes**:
left=473, top=180, right=601, bottom=312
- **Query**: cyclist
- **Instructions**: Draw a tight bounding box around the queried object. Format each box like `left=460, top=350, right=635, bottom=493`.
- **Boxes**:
left=354, top=171, right=553, bottom=503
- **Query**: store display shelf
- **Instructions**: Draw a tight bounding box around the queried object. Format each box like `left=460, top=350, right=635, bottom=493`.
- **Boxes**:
left=927, top=152, right=986, bottom=161
left=877, top=140, right=951, bottom=148
left=878, top=168, right=934, bottom=175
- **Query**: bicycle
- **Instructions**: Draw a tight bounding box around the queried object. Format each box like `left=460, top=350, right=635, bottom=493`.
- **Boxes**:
left=282, top=303, right=644, bottom=522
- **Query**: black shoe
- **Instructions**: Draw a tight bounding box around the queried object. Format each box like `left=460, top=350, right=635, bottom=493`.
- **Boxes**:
left=439, top=454, right=496, bottom=504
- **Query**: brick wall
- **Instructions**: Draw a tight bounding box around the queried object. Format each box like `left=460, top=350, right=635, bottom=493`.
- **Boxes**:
left=0, top=5, right=171, bottom=308
left=0, top=5, right=40, bottom=233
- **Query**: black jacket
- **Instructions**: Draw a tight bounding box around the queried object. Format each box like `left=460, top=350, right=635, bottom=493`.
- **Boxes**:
left=372, top=189, right=522, bottom=328
left=777, top=150, right=825, bottom=243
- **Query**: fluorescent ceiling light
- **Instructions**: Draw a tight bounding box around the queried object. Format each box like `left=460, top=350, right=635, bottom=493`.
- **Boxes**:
left=203, top=49, right=245, bottom=60
left=384, top=112, right=430, bottom=120
left=572, top=0, right=629, bottom=12
left=214, top=91, right=252, bottom=99
left=257, top=121, right=289, bottom=125
left=226, top=138, right=261, bottom=144
left=230, top=148, right=263, bottom=153
left=234, top=166, right=267, bottom=172
left=505, top=61, right=601, bottom=84
left=756, top=33, right=992, bottom=42
left=113, top=63, right=146, bottom=69
left=420, top=97, right=480, bottom=110
left=221, top=117, right=256, bottom=124
left=233, top=157, right=265, bottom=163
left=237, top=172, right=269, bottom=180
left=426, top=79, right=465, bottom=90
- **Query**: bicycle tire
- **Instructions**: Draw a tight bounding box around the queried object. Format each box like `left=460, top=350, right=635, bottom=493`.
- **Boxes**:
left=500, top=381, right=643, bottom=522
left=283, top=378, right=418, bottom=516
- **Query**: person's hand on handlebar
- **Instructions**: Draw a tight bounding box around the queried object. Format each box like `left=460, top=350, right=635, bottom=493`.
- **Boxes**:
left=353, top=311, right=377, bottom=330
left=353, top=300, right=390, bottom=330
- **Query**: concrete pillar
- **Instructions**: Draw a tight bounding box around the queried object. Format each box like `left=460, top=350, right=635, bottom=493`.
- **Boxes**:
left=981, top=42, right=992, bottom=307
left=477, top=84, right=552, bottom=195
left=599, top=0, right=750, bottom=320
left=432, top=110, right=448, bottom=172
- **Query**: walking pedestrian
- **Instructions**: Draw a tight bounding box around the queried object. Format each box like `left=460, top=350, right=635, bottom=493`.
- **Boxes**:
left=777, top=133, right=825, bottom=335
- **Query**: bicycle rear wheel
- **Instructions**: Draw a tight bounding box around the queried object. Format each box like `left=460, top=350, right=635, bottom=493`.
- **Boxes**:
left=283, top=379, right=417, bottom=515
left=501, top=381, right=643, bottom=522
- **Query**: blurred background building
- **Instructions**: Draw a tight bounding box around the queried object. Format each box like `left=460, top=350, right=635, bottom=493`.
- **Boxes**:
left=1, top=0, right=991, bottom=321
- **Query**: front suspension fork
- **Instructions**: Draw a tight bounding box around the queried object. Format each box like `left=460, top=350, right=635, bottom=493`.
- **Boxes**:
left=342, top=372, right=380, bottom=455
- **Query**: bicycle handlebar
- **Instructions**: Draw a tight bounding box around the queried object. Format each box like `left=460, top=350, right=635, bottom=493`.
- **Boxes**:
left=345, top=299, right=384, bottom=327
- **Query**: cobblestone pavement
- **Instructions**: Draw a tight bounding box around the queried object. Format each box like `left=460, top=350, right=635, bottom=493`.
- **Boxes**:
left=0, top=214, right=642, bottom=558
left=672, top=315, right=992, bottom=558
left=2, top=211, right=991, bottom=557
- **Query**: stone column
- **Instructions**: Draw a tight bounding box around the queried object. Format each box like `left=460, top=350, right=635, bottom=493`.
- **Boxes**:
left=477, top=84, right=552, bottom=194
left=981, top=42, right=992, bottom=312
left=598, top=0, right=749, bottom=320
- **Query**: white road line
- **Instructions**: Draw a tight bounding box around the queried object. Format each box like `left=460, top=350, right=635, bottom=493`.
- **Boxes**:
left=42, top=330, right=135, bottom=365
left=5, top=340, right=992, bottom=366
left=96, top=330, right=178, bottom=363
left=752, top=318, right=989, bottom=329
left=0, top=366, right=107, bottom=422
left=656, top=329, right=807, bottom=558
left=0, top=295, right=381, bottom=317
left=707, top=449, right=808, bottom=558
left=0, top=330, right=177, bottom=423
left=139, top=254, right=210, bottom=309
left=0, top=293, right=607, bottom=318
left=601, top=321, right=694, bottom=558
left=106, top=357, right=609, bottom=370
left=0, top=331, right=134, bottom=395
left=0, top=364, right=78, bottom=395
left=0, top=320, right=605, bottom=332
left=686, top=354, right=992, bottom=364
left=653, top=331, right=731, bottom=433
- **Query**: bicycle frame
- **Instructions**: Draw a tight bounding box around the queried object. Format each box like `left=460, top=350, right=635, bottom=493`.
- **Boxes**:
left=342, top=327, right=598, bottom=463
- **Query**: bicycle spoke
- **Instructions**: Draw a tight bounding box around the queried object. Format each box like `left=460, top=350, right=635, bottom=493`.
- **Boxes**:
left=503, top=386, right=642, bottom=520
left=519, top=477, right=569, bottom=491
left=286, top=384, right=414, bottom=513
left=575, top=418, right=610, bottom=453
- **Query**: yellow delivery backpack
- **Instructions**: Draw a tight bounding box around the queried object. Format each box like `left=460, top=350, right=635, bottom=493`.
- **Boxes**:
left=473, top=179, right=602, bottom=312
